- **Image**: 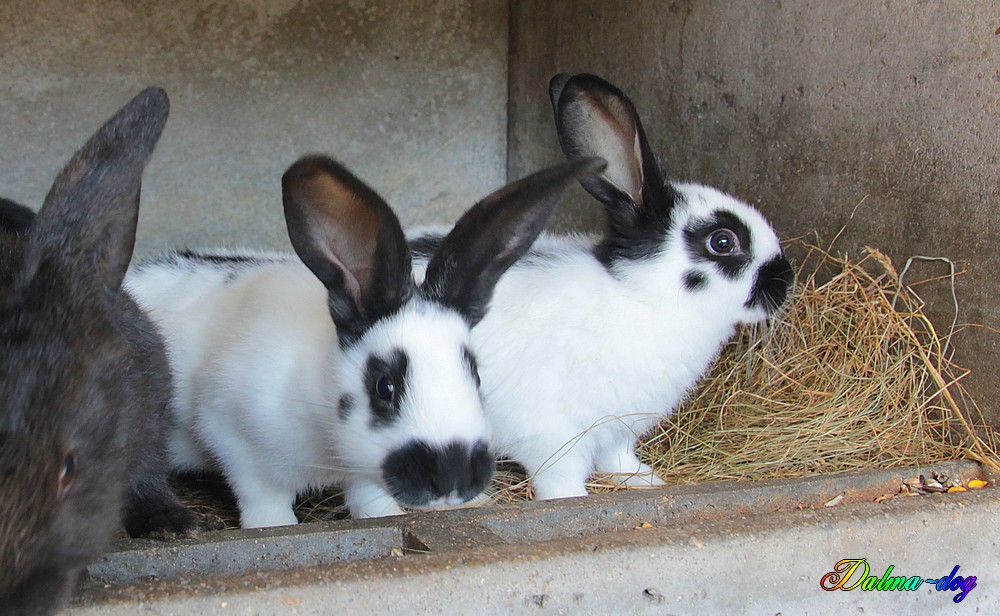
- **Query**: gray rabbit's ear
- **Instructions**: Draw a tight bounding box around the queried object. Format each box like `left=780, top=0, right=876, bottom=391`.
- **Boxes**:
left=0, top=198, right=35, bottom=235
left=19, top=88, right=169, bottom=295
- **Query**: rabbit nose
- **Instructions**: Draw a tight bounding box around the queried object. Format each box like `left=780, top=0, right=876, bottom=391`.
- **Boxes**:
left=747, top=255, right=794, bottom=313
left=382, top=439, right=495, bottom=508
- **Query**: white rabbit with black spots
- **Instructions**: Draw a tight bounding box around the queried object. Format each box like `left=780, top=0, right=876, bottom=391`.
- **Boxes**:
left=126, top=155, right=604, bottom=527
left=410, top=73, right=794, bottom=501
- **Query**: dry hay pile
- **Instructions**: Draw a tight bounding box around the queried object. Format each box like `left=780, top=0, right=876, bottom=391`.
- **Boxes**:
left=637, top=240, right=999, bottom=486
left=176, top=239, right=1000, bottom=527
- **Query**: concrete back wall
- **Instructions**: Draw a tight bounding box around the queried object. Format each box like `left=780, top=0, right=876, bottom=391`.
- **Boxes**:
left=508, top=1, right=1000, bottom=425
left=0, top=0, right=508, bottom=254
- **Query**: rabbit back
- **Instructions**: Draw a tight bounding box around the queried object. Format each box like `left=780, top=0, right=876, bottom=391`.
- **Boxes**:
left=126, top=250, right=342, bottom=489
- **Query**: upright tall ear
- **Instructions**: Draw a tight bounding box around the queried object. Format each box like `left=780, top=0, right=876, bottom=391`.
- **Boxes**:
left=282, top=156, right=412, bottom=345
left=422, top=157, right=606, bottom=326
left=550, top=73, right=667, bottom=215
left=0, top=198, right=35, bottom=235
left=19, top=88, right=169, bottom=294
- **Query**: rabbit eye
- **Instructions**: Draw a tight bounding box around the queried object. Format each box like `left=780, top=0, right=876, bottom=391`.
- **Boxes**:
left=375, top=375, right=396, bottom=402
left=364, top=349, right=408, bottom=428
left=58, top=452, right=77, bottom=499
left=708, top=229, right=738, bottom=255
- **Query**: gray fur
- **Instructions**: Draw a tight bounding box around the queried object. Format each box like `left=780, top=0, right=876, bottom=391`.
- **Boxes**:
left=0, top=88, right=195, bottom=615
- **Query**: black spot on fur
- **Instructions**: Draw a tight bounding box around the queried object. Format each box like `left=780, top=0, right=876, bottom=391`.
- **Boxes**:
left=173, top=249, right=265, bottom=266
left=594, top=183, right=681, bottom=267
left=364, top=349, right=408, bottom=428
left=683, top=211, right=753, bottom=280
left=462, top=345, right=480, bottom=388
left=746, top=256, right=794, bottom=313
left=408, top=233, right=445, bottom=261
left=337, top=393, right=354, bottom=421
left=137, top=250, right=285, bottom=280
left=683, top=270, right=708, bottom=292
left=381, top=439, right=493, bottom=507
left=329, top=287, right=412, bottom=351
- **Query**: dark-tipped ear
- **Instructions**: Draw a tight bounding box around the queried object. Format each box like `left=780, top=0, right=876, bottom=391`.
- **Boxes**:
left=0, top=198, right=35, bottom=235
left=550, top=73, right=666, bottom=213
left=422, top=156, right=606, bottom=326
left=19, top=88, right=169, bottom=294
left=282, top=155, right=412, bottom=345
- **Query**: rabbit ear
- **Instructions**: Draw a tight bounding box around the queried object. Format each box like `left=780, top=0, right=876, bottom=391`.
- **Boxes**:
left=0, top=198, right=35, bottom=235
left=18, top=88, right=169, bottom=295
left=422, top=156, right=605, bottom=326
left=550, top=73, right=668, bottom=214
left=282, top=156, right=412, bottom=345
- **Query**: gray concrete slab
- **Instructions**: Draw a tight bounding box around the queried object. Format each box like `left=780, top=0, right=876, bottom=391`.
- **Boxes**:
left=88, top=525, right=402, bottom=586
left=67, top=462, right=996, bottom=614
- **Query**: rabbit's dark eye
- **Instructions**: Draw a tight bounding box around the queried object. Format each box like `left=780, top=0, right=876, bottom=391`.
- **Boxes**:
left=58, top=452, right=77, bottom=499
left=364, top=350, right=408, bottom=428
left=375, top=375, right=396, bottom=402
left=708, top=229, right=738, bottom=255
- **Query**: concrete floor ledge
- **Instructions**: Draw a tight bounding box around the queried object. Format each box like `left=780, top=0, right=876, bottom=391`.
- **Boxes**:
left=67, top=461, right=997, bottom=614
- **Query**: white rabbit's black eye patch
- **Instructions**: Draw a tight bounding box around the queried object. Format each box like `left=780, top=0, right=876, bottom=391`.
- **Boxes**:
left=364, top=349, right=409, bottom=428
left=337, top=393, right=354, bottom=421
left=683, top=211, right=753, bottom=280
left=463, top=345, right=481, bottom=388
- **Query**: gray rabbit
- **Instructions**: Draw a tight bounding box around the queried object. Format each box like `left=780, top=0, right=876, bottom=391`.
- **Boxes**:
left=0, top=88, right=195, bottom=615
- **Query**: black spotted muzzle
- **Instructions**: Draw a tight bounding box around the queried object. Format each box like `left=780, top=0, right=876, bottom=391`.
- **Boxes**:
left=746, top=255, right=794, bottom=314
left=381, top=439, right=494, bottom=509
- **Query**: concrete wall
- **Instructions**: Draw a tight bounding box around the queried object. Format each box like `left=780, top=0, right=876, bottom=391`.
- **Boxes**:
left=508, top=1, right=1000, bottom=424
left=0, top=0, right=508, bottom=254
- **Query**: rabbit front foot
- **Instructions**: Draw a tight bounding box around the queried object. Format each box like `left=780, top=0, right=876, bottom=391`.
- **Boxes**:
left=231, top=481, right=299, bottom=528
left=525, top=456, right=591, bottom=501
left=344, top=480, right=406, bottom=518
left=596, top=450, right=666, bottom=488
left=123, top=488, right=197, bottom=537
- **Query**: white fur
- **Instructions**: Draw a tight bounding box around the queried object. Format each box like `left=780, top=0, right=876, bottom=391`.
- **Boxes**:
left=125, top=250, right=488, bottom=526
left=412, top=183, right=787, bottom=500
left=122, top=154, right=594, bottom=527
